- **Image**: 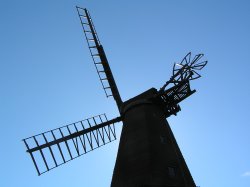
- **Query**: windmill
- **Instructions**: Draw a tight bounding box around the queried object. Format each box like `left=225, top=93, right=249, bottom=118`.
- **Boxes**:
left=23, top=6, right=207, bottom=187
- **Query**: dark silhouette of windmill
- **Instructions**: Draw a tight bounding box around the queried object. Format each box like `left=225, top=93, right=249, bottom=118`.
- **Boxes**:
left=23, top=7, right=207, bottom=187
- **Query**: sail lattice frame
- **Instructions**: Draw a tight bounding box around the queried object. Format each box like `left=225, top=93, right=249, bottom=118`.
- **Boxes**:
left=23, top=114, right=120, bottom=175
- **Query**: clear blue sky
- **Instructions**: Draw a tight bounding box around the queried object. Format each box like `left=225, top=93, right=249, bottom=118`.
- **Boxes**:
left=1, top=0, right=250, bottom=187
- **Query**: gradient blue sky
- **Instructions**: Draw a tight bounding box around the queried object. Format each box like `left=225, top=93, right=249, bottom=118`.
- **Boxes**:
left=1, top=0, right=250, bottom=187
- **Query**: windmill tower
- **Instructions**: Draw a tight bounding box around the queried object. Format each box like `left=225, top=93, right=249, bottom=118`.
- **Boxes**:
left=23, top=7, right=207, bottom=187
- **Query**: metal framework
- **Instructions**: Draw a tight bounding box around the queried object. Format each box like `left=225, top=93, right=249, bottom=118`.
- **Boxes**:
left=156, top=52, right=207, bottom=117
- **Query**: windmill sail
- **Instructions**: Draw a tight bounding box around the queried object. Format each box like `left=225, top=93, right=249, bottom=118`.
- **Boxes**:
left=23, top=114, right=121, bottom=175
left=76, top=6, right=123, bottom=109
